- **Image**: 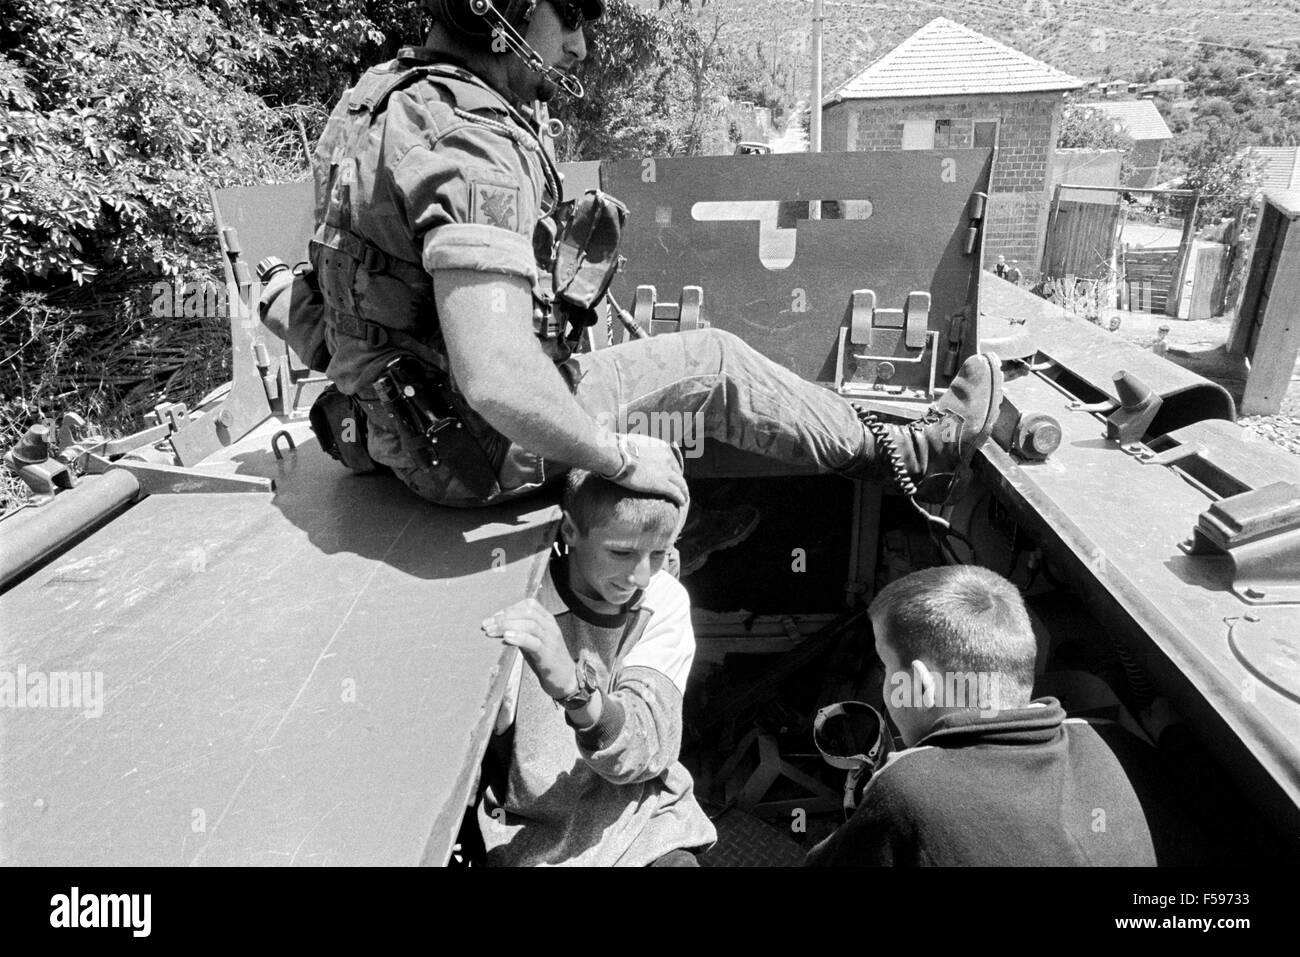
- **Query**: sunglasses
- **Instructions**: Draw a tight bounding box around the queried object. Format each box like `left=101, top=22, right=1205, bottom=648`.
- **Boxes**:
left=550, top=0, right=587, bottom=31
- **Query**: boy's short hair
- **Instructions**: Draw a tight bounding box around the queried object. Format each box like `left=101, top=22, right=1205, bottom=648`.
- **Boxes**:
left=870, top=565, right=1036, bottom=698
left=563, top=468, right=682, bottom=539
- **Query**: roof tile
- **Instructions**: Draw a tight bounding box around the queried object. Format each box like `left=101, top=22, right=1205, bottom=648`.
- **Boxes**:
left=1073, top=100, right=1174, bottom=141
left=1249, top=147, right=1300, bottom=191
left=827, top=17, right=1080, bottom=102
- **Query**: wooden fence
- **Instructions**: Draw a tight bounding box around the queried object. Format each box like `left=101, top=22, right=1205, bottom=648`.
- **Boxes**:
left=1121, top=243, right=1233, bottom=317
left=1041, top=199, right=1121, bottom=279
left=1121, top=246, right=1178, bottom=314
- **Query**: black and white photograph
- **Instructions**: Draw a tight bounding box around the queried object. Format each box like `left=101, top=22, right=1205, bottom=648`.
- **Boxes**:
left=0, top=0, right=1295, bottom=929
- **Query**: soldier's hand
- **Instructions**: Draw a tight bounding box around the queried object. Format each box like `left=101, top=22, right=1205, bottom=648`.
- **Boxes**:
left=605, top=432, right=688, bottom=507
left=482, top=598, right=575, bottom=700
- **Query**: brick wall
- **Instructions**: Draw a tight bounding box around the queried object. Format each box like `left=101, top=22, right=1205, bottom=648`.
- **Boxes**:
left=823, top=91, right=1067, bottom=277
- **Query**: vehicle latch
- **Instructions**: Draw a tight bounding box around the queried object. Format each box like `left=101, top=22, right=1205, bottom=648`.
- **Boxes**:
left=836, top=288, right=938, bottom=402
left=631, top=284, right=707, bottom=337
left=1183, top=481, right=1300, bottom=605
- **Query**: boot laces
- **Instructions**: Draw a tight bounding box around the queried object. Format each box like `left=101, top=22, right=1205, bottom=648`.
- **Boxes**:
left=910, top=409, right=944, bottom=432
left=852, top=404, right=918, bottom=499
left=852, top=403, right=966, bottom=544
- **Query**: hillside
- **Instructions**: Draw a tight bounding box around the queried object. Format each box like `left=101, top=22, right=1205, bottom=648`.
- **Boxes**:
left=644, top=0, right=1300, bottom=109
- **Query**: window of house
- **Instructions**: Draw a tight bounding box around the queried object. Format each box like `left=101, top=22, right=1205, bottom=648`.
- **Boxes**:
left=903, top=117, right=995, bottom=150
left=901, top=119, right=935, bottom=150
left=974, top=120, right=999, bottom=149
left=933, top=119, right=954, bottom=149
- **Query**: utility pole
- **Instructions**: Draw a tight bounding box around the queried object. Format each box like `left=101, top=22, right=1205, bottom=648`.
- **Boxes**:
left=809, top=0, right=824, bottom=220
left=811, top=0, right=824, bottom=154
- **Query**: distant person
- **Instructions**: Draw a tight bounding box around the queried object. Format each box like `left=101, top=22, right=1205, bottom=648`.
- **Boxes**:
left=1152, top=323, right=1170, bottom=356
left=806, top=565, right=1202, bottom=866
left=1005, top=260, right=1023, bottom=285
left=994, top=254, right=1007, bottom=279
left=477, top=469, right=715, bottom=866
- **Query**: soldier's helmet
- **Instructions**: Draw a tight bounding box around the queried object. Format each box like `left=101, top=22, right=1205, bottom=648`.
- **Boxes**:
left=425, top=0, right=605, bottom=46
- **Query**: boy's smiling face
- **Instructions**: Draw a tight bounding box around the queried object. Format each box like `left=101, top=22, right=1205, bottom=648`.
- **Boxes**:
left=561, top=513, right=675, bottom=611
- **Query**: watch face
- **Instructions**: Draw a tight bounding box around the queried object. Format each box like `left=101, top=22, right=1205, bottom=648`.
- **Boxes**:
left=560, top=657, right=600, bottom=709
left=578, top=657, right=599, bottom=692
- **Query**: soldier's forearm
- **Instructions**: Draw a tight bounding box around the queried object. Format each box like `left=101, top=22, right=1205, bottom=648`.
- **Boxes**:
left=434, top=268, right=622, bottom=474
left=470, top=361, right=622, bottom=475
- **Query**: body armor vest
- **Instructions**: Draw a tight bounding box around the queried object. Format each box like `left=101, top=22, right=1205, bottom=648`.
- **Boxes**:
left=310, top=53, right=566, bottom=398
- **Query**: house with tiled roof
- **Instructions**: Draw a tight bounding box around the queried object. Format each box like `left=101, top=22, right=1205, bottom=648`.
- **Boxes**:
left=1248, top=147, right=1300, bottom=191
left=822, top=17, right=1082, bottom=278
left=1073, top=99, right=1174, bottom=187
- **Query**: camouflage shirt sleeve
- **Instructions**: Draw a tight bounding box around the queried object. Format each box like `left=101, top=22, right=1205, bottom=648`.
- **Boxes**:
left=381, top=83, right=547, bottom=287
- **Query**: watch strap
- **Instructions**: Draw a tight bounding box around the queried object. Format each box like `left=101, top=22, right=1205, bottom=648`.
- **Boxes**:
left=555, top=657, right=599, bottom=710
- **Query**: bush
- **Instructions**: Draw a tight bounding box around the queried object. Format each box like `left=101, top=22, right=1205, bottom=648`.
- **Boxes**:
left=1059, top=104, right=1136, bottom=153
left=0, top=1, right=311, bottom=284
left=0, top=0, right=310, bottom=510
left=0, top=0, right=740, bottom=512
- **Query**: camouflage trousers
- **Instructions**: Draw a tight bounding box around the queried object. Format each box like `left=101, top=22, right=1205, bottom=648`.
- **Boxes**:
left=563, top=327, right=867, bottom=473
left=391, top=328, right=870, bottom=506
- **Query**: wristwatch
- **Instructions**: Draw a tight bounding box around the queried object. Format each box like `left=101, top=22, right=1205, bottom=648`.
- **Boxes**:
left=554, top=657, right=600, bottom=711
left=599, top=433, right=636, bottom=482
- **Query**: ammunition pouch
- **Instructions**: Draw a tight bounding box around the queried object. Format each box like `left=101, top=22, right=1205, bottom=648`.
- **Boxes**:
left=309, top=385, right=384, bottom=474
left=369, top=357, right=504, bottom=503
left=258, top=263, right=332, bottom=373
left=551, top=189, right=628, bottom=310
left=309, top=228, right=449, bottom=370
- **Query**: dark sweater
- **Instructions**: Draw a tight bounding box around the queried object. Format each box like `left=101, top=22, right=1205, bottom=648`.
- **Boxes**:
left=806, top=698, right=1195, bottom=866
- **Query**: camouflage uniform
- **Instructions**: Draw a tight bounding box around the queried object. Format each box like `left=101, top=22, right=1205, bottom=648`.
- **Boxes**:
left=312, top=47, right=566, bottom=506
left=312, top=48, right=873, bottom=508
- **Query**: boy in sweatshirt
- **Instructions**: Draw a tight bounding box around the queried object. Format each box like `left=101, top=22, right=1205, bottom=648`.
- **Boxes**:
left=808, top=565, right=1194, bottom=866
left=477, top=469, right=716, bottom=866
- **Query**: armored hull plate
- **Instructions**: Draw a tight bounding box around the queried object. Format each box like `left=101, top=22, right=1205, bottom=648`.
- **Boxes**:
left=0, top=419, right=557, bottom=865
left=978, top=283, right=1300, bottom=835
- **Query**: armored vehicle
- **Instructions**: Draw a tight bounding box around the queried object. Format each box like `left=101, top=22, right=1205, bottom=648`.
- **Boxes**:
left=3, top=150, right=1298, bottom=865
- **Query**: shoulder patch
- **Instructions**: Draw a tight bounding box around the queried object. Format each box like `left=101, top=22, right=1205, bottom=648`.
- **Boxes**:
left=472, top=182, right=520, bottom=231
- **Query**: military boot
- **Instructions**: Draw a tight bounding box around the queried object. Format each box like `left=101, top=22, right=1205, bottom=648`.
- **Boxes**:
left=674, top=503, right=762, bottom=578
left=852, top=352, right=1003, bottom=504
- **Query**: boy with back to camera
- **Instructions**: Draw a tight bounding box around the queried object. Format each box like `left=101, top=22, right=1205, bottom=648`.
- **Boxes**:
left=477, top=469, right=715, bottom=866
left=807, top=564, right=1199, bottom=866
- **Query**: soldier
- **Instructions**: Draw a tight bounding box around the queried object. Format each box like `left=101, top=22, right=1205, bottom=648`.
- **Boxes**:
left=306, top=0, right=1003, bottom=548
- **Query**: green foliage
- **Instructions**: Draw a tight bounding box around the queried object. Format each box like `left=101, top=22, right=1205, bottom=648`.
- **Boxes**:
left=0, top=0, right=310, bottom=503
left=1136, top=43, right=1290, bottom=219
left=1058, top=105, right=1135, bottom=153
left=0, top=0, right=308, bottom=286
left=1058, top=103, right=1141, bottom=187
left=1177, top=133, right=1264, bottom=222
left=553, top=0, right=730, bottom=159
left=1142, top=43, right=1300, bottom=149
left=240, top=0, right=427, bottom=109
